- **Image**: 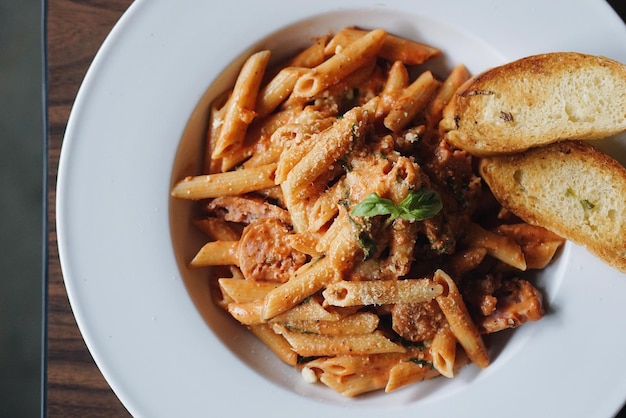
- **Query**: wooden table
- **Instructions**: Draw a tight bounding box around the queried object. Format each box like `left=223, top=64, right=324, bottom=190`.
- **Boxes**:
left=46, top=1, right=133, bottom=416
left=45, top=1, right=626, bottom=417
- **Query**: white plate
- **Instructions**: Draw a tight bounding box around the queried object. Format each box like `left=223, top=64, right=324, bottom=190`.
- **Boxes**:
left=56, top=1, right=626, bottom=417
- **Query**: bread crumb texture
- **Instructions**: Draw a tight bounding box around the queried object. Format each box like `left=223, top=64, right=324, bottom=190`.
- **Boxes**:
left=442, top=52, right=626, bottom=156
left=479, top=141, right=626, bottom=272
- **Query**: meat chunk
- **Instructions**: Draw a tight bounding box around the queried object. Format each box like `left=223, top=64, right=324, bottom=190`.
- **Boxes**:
left=391, top=299, right=445, bottom=342
left=237, top=218, right=307, bottom=282
left=462, top=275, right=544, bottom=334
left=205, top=195, right=291, bottom=225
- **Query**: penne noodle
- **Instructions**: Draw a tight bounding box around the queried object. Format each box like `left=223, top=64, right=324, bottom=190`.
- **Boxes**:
left=192, top=217, right=240, bottom=241
left=304, top=351, right=409, bottom=377
left=495, top=223, right=565, bottom=269
left=323, top=278, right=443, bottom=307
left=249, top=324, right=298, bottom=366
left=325, top=27, right=440, bottom=66
left=212, top=50, right=271, bottom=159
left=292, top=29, right=386, bottom=98
left=434, top=270, right=490, bottom=369
left=286, top=232, right=324, bottom=257
left=465, top=222, right=527, bottom=271
left=275, top=312, right=379, bottom=336
left=319, top=371, right=389, bottom=398
left=274, top=326, right=406, bottom=356
left=425, top=63, right=470, bottom=132
left=269, top=295, right=348, bottom=323
left=171, top=163, right=277, bottom=200
left=227, top=300, right=265, bottom=325
left=189, top=240, right=238, bottom=267
left=262, top=257, right=336, bottom=320
left=325, top=211, right=365, bottom=273
left=255, top=67, right=308, bottom=117
left=283, top=97, right=378, bottom=195
left=384, top=70, right=440, bottom=132
left=286, top=36, right=329, bottom=68
left=385, top=359, right=439, bottom=393
left=307, top=179, right=345, bottom=232
left=204, top=92, right=229, bottom=174
left=217, top=278, right=280, bottom=304
left=430, top=325, right=457, bottom=378
left=377, top=60, right=409, bottom=117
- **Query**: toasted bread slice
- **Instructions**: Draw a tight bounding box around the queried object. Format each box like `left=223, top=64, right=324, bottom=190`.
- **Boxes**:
left=479, top=140, right=626, bottom=272
left=441, top=52, right=626, bottom=156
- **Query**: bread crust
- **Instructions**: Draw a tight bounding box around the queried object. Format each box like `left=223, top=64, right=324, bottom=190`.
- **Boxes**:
left=479, top=140, right=626, bottom=272
left=441, top=52, right=626, bottom=156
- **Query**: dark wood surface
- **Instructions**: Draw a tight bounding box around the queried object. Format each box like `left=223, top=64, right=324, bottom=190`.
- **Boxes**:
left=45, top=1, right=625, bottom=417
left=46, top=0, right=133, bottom=416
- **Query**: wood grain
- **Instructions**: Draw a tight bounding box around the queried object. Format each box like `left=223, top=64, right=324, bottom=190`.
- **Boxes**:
left=46, top=0, right=133, bottom=416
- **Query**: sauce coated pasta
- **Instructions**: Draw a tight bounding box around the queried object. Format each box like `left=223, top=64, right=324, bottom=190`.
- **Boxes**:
left=171, top=27, right=565, bottom=397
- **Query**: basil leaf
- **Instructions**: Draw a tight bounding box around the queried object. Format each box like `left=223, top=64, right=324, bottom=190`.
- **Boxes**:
left=398, top=188, right=443, bottom=221
left=350, top=189, right=442, bottom=223
left=350, top=193, right=397, bottom=218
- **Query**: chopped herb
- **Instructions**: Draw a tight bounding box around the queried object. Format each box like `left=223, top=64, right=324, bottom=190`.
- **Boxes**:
left=284, top=324, right=317, bottom=334
left=581, top=199, right=596, bottom=210
left=338, top=198, right=350, bottom=208
left=297, top=355, right=318, bottom=364
left=404, top=340, right=428, bottom=350
left=356, top=230, right=377, bottom=261
left=351, top=188, right=443, bottom=225
left=453, top=114, right=461, bottom=129
left=298, top=296, right=313, bottom=306
left=467, top=89, right=495, bottom=96
left=500, top=111, right=514, bottom=122
left=338, top=156, right=352, bottom=173
left=408, top=358, right=435, bottom=369
left=565, top=188, right=596, bottom=211
left=351, top=122, right=359, bottom=138
left=347, top=212, right=377, bottom=260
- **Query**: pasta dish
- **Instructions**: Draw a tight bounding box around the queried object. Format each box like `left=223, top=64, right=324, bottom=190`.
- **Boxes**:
left=171, top=27, right=564, bottom=396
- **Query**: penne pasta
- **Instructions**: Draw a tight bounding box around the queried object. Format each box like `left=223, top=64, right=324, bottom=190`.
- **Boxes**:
left=304, top=351, right=409, bottom=377
left=212, top=50, right=271, bottom=159
left=274, top=312, right=379, bottom=336
left=283, top=97, right=378, bottom=195
left=171, top=26, right=564, bottom=397
left=217, top=278, right=279, bottom=304
left=384, top=70, right=440, bottom=132
left=495, top=223, right=565, bottom=269
left=323, top=278, right=443, bottom=307
left=425, top=63, right=470, bottom=133
left=385, top=359, right=439, bottom=393
left=192, top=217, right=241, bottom=241
left=286, top=36, right=329, bottom=68
left=227, top=300, right=265, bottom=325
left=318, top=371, right=389, bottom=397
left=274, top=326, right=406, bottom=356
left=189, top=241, right=238, bottom=267
left=292, top=29, right=386, bottom=98
left=430, top=325, right=457, bottom=378
left=465, top=222, right=527, bottom=271
left=376, top=60, right=409, bottom=117
left=255, top=67, right=308, bottom=118
left=262, top=257, right=336, bottom=320
left=249, top=324, right=298, bottom=366
left=434, top=270, right=490, bottom=369
left=325, top=27, right=440, bottom=66
left=269, top=295, right=348, bottom=323
left=171, top=163, right=277, bottom=200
